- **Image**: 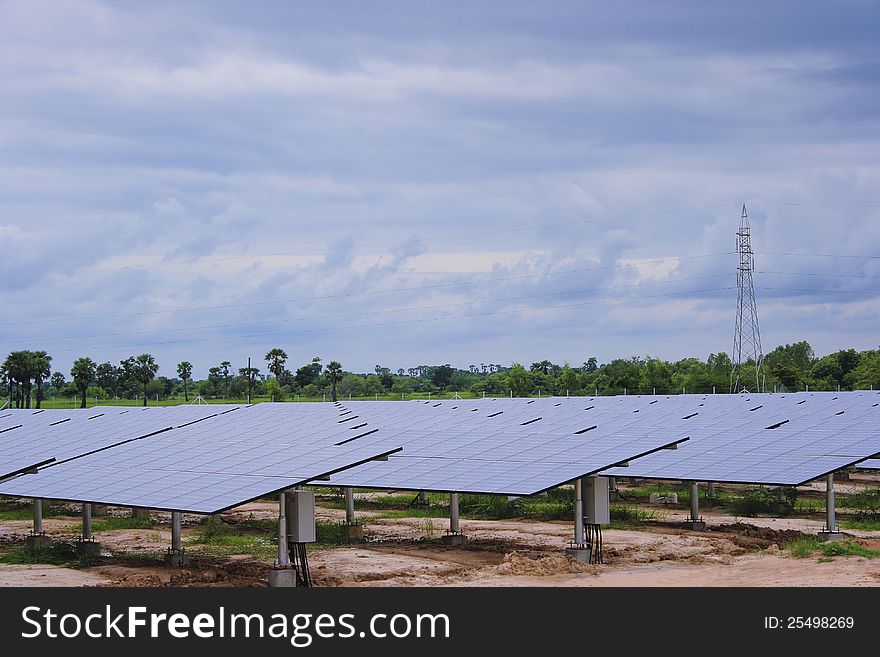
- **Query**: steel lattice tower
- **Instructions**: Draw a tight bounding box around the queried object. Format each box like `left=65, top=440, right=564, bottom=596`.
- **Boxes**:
left=731, top=204, right=765, bottom=393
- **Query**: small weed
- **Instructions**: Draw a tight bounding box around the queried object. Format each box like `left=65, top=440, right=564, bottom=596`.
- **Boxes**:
left=840, top=517, right=880, bottom=531
left=315, top=522, right=357, bottom=546
left=0, top=504, right=77, bottom=521
left=786, top=537, right=822, bottom=558
left=728, top=487, right=796, bottom=517
left=817, top=557, right=835, bottom=563
left=610, top=505, right=658, bottom=524
left=0, top=542, right=98, bottom=567
left=818, top=540, right=880, bottom=559
left=420, top=518, right=435, bottom=540
left=71, top=516, right=155, bottom=533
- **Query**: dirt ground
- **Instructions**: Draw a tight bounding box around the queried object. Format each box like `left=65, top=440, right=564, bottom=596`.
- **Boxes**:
left=1, top=485, right=879, bottom=587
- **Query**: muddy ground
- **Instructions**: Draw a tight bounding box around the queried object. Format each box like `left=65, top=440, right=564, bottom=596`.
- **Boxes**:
left=1, top=480, right=879, bottom=588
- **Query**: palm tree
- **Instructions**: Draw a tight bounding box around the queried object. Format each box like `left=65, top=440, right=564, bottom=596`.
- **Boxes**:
left=327, top=361, right=343, bottom=402
left=177, top=361, right=193, bottom=401
left=220, top=360, right=231, bottom=398
left=265, top=348, right=288, bottom=379
left=70, top=357, right=97, bottom=408
left=3, top=351, right=34, bottom=408
left=31, top=351, right=52, bottom=409
left=50, top=371, right=66, bottom=392
left=125, top=354, right=159, bottom=406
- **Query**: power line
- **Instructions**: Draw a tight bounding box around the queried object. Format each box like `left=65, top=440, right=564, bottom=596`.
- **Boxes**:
left=758, top=286, right=880, bottom=296
left=15, top=273, right=735, bottom=344
left=759, top=271, right=880, bottom=279
left=759, top=252, right=880, bottom=260
left=0, top=203, right=739, bottom=281
left=0, top=252, right=735, bottom=327
left=36, top=286, right=736, bottom=354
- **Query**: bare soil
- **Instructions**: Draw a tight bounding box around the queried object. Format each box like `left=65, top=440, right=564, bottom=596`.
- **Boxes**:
left=1, top=490, right=879, bottom=587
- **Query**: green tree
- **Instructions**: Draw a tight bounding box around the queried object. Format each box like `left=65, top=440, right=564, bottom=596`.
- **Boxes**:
left=430, top=364, right=455, bottom=390
left=220, top=360, right=232, bottom=397
left=50, top=371, right=66, bottom=392
left=96, top=362, right=119, bottom=398
left=123, top=354, right=159, bottom=406
left=31, top=351, right=52, bottom=409
left=70, top=357, right=97, bottom=409
left=507, top=363, right=532, bottom=397
left=208, top=367, right=222, bottom=398
left=265, top=348, right=288, bottom=379
left=238, top=365, right=260, bottom=402
left=177, top=361, right=193, bottom=401
left=559, top=363, right=579, bottom=395
left=294, top=357, right=323, bottom=388
left=265, top=377, right=286, bottom=402
left=327, top=361, right=343, bottom=401
left=2, top=351, right=37, bottom=408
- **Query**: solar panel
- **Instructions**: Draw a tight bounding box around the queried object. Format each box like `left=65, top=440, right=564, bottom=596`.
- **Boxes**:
left=0, top=406, right=401, bottom=513
left=602, top=392, right=880, bottom=485
left=0, top=405, right=240, bottom=480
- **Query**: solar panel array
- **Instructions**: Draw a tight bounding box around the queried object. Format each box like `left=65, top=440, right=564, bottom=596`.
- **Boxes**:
left=601, top=391, right=880, bottom=484
left=0, top=405, right=239, bottom=480
left=325, top=399, right=687, bottom=494
left=1, top=390, right=878, bottom=513
left=0, top=405, right=401, bottom=513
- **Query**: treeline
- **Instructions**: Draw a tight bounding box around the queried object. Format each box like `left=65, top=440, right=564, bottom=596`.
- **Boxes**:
left=2, top=341, right=879, bottom=409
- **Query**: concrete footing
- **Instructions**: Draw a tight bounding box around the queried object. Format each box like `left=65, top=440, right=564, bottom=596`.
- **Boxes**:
left=164, top=550, right=190, bottom=567
left=565, top=546, right=593, bottom=564
left=341, top=523, right=364, bottom=541
left=75, top=539, right=101, bottom=558
left=441, top=532, right=466, bottom=546
left=267, top=568, right=298, bottom=587
left=132, top=508, right=150, bottom=520
left=26, top=533, right=51, bottom=549
left=682, top=520, right=707, bottom=531
left=818, top=531, right=845, bottom=542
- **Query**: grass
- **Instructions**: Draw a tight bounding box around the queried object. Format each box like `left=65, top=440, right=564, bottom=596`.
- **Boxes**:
left=420, top=518, right=436, bottom=541
left=0, top=504, right=78, bottom=521
left=70, top=516, right=156, bottom=533
left=0, top=542, right=99, bottom=567
left=186, top=516, right=356, bottom=558
left=786, top=537, right=822, bottom=558
left=727, top=487, right=797, bottom=517
left=610, top=505, right=659, bottom=524
left=840, top=517, right=880, bottom=531
left=786, top=537, right=880, bottom=560
left=818, top=540, right=880, bottom=559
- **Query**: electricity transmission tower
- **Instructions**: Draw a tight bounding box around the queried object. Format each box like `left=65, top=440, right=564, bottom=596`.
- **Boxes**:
left=730, top=204, right=765, bottom=393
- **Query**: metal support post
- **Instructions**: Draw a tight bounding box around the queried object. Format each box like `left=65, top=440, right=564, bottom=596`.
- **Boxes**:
left=817, top=473, right=843, bottom=541
left=277, top=492, right=290, bottom=567
left=450, top=492, right=460, bottom=533
left=171, top=511, right=182, bottom=552
left=565, top=479, right=592, bottom=563
left=684, top=481, right=706, bottom=531
left=164, top=510, right=190, bottom=566
left=34, top=499, right=43, bottom=534
left=82, top=503, right=92, bottom=541
left=441, top=492, right=466, bottom=544
left=267, top=492, right=297, bottom=586
left=344, top=487, right=355, bottom=524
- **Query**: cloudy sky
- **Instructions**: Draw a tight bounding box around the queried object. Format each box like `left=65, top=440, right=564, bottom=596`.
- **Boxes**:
left=1, top=1, right=878, bottom=377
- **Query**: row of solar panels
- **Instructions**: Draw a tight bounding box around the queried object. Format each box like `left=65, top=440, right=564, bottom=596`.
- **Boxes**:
left=0, top=391, right=878, bottom=513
